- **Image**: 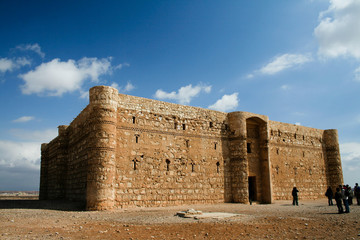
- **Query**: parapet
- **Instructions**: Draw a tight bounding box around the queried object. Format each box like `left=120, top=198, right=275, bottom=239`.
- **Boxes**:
left=58, top=125, right=68, bottom=136
left=89, top=86, right=119, bottom=110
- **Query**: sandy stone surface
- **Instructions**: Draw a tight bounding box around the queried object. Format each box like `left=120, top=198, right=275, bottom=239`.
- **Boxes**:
left=0, top=198, right=359, bottom=239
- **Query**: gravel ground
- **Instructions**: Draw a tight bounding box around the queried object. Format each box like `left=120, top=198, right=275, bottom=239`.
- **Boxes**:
left=0, top=198, right=359, bottom=239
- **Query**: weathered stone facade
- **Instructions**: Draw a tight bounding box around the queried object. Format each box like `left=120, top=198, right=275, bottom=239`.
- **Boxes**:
left=40, top=86, right=343, bottom=210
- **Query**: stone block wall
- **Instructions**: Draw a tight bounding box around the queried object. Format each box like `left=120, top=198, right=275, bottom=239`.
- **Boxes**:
left=40, top=85, right=343, bottom=210
left=115, top=94, right=229, bottom=208
left=269, top=121, right=342, bottom=200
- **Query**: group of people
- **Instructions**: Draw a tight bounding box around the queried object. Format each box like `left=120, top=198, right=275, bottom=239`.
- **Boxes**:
left=325, top=183, right=360, bottom=214
left=291, top=183, right=360, bottom=214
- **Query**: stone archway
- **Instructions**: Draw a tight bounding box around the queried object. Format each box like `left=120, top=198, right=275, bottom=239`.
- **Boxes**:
left=246, top=117, right=272, bottom=203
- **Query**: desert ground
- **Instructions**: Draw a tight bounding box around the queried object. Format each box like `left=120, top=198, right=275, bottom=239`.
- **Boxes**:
left=0, top=196, right=359, bottom=240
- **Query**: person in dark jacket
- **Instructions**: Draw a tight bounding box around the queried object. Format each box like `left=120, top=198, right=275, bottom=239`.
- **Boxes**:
left=325, top=186, right=334, bottom=206
left=355, top=183, right=360, bottom=205
left=343, top=185, right=350, bottom=213
left=292, top=187, right=299, bottom=206
left=334, top=187, right=344, bottom=214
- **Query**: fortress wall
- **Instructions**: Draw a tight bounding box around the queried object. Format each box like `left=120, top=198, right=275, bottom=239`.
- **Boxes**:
left=269, top=121, right=328, bottom=200
left=64, top=106, right=92, bottom=201
left=40, top=86, right=343, bottom=210
left=115, top=94, right=230, bottom=208
left=40, top=106, right=92, bottom=202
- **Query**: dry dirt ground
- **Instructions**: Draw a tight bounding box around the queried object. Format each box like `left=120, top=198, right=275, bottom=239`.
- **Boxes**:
left=0, top=197, right=359, bottom=240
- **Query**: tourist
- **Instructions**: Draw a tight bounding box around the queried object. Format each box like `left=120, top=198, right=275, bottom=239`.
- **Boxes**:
left=334, top=187, right=344, bottom=214
left=347, top=185, right=353, bottom=205
left=292, top=187, right=299, bottom=206
left=325, top=186, right=333, bottom=206
left=354, top=183, right=360, bottom=205
left=343, top=185, right=350, bottom=213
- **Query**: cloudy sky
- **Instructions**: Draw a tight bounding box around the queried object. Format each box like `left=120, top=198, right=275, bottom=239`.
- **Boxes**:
left=0, top=0, right=359, bottom=191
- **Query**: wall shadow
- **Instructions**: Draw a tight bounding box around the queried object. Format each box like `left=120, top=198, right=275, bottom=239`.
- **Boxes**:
left=0, top=199, right=85, bottom=211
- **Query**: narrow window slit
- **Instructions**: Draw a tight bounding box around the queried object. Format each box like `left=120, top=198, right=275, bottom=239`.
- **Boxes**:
left=166, top=159, right=170, bottom=171
left=247, top=143, right=252, bottom=153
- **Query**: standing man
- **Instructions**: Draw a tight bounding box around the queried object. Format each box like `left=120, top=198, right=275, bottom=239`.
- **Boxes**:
left=334, top=187, right=344, bottom=214
left=292, top=187, right=299, bottom=206
left=354, top=183, right=360, bottom=205
left=325, top=186, right=334, bottom=206
left=343, top=185, right=350, bottom=213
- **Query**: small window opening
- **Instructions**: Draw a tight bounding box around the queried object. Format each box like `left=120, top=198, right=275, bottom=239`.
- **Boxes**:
left=166, top=159, right=170, bottom=171
left=135, top=135, right=139, bottom=143
left=278, top=130, right=281, bottom=136
left=174, top=123, right=177, bottom=129
left=191, top=162, right=195, bottom=172
left=214, top=142, right=217, bottom=150
left=303, top=135, right=305, bottom=140
left=303, top=151, right=305, bottom=157
left=247, top=143, right=252, bottom=153
left=276, top=148, right=279, bottom=155
left=216, top=162, right=220, bottom=173
left=132, top=159, right=138, bottom=170
left=186, top=140, right=189, bottom=148
left=294, top=133, right=297, bottom=139
left=132, top=116, right=136, bottom=124
left=182, top=124, right=186, bottom=130
left=224, top=124, right=228, bottom=130
left=210, top=122, right=213, bottom=128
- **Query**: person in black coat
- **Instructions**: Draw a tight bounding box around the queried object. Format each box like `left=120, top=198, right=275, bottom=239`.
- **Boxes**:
left=334, top=187, right=344, bottom=214
left=292, top=187, right=299, bottom=206
left=325, top=186, right=334, bottom=206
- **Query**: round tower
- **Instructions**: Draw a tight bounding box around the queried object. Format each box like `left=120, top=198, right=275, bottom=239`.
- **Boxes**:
left=323, top=129, right=343, bottom=191
left=227, top=112, right=249, bottom=203
left=86, top=86, right=118, bottom=210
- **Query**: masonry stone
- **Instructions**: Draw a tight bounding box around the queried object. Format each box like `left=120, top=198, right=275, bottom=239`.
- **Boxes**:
left=40, top=86, right=344, bottom=210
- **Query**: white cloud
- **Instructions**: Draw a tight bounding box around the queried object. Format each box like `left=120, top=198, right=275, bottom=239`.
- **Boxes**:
left=16, top=43, right=45, bottom=58
left=245, top=73, right=254, bottom=79
left=295, top=122, right=302, bottom=126
left=314, top=0, right=360, bottom=59
left=259, top=53, right=313, bottom=75
left=16, top=57, right=31, bottom=66
left=9, top=129, right=57, bottom=142
left=340, top=142, right=360, bottom=184
left=340, top=142, right=360, bottom=163
left=0, top=58, right=14, bottom=72
left=19, top=57, right=112, bottom=96
left=154, top=84, right=212, bottom=105
left=115, top=62, right=130, bottom=70
left=208, top=93, right=239, bottom=112
left=12, top=116, right=35, bottom=123
left=111, top=81, right=135, bottom=93
left=0, top=57, right=31, bottom=73
left=354, top=66, right=360, bottom=81
left=124, top=82, right=135, bottom=91
left=280, top=85, right=291, bottom=90
left=0, top=140, right=40, bottom=170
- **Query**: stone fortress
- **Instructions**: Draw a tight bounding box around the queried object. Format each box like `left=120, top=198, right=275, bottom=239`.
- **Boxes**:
left=40, top=86, right=343, bottom=210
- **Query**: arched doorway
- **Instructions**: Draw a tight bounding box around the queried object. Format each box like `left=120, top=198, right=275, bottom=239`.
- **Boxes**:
left=246, top=117, right=271, bottom=203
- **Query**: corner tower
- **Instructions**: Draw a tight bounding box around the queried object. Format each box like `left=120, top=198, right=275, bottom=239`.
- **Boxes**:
left=323, top=129, right=343, bottom=191
left=86, top=86, right=119, bottom=210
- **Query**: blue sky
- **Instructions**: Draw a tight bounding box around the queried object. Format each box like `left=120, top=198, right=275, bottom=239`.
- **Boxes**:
left=0, top=0, right=359, bottom=191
